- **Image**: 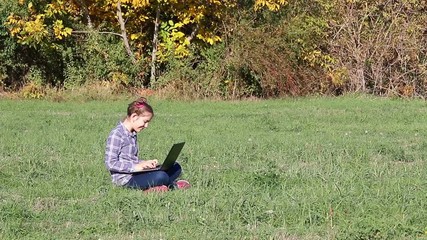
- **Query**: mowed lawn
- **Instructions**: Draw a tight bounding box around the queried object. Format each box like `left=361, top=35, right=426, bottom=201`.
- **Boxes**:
left=1, top=96, right=427, bottom=239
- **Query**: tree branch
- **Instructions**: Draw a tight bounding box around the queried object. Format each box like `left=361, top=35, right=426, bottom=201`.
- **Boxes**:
left=74, top=0, right=93, bottom=29
left=186, top=24, right=200, bottom=43
left=72, top=30, right=123, bottom=38
left=117, top=1, right=136, bottom=64
left=150, top=5, right=161, bottom=85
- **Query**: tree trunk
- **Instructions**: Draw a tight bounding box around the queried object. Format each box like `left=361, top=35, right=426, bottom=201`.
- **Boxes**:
left=117, top=1, right=136, bottom=64
left=150, top=5, right=161, bottom=85
left=186, top=24, right=199, bottom=43
left=75, top=0, right=93, bottom=29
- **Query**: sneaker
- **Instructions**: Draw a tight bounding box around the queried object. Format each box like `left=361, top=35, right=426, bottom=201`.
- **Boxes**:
left=175, top=180, right=191, bottom=189
left=143, top=185, right=169, bottom=193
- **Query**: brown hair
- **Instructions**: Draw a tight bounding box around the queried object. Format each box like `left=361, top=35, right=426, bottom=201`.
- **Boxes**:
left=127, top=97, right=154, bottom=116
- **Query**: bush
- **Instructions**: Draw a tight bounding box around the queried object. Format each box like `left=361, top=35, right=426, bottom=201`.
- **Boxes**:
left=63, top=32, right=146, bottom=89
left=154, top=44, right=229, bottom=99
left=329, top=0, right=427, bottom=97
left=154, top=8, right=329, bottom=99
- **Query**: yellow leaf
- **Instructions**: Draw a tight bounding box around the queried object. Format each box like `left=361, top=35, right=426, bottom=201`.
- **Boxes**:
left=130, top=33, right=139, bottom=40
left=64, top=27, right=72, bottom=35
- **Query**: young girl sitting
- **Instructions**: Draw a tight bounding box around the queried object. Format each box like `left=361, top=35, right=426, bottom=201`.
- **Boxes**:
left=104, top=97, right=190, bottom=192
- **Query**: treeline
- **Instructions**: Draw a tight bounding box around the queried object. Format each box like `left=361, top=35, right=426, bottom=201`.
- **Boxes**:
left=1, top=0, right=426, bottom=99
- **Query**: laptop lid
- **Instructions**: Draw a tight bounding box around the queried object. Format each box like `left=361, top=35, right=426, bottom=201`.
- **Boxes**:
left=135, top=142, right=185, bottom=172
left=160, top=142, right=185, bottom=171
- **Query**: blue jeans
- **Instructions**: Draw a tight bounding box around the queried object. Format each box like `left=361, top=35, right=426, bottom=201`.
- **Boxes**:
left=124, top=163, right=182, bottom=189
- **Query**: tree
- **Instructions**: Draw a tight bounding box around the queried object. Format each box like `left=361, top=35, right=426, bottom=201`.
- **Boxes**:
left=6, top=0, right=290, bottom=87
left=5, top=0, right=73, bottom=46
left=329, top=0, right=427, bottom=96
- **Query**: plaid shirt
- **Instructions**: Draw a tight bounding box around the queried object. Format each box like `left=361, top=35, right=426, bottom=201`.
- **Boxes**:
left=105, top=122, right=141, bottom=186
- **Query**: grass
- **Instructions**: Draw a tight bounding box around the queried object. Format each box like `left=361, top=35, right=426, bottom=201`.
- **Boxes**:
left=1, top=96, right=427, bottom=239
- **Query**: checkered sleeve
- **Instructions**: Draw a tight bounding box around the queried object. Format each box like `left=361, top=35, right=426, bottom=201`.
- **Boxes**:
left=105, top=131, right=135, bottom=173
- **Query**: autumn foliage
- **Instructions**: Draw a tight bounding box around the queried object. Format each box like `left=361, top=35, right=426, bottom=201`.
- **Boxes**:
left=1, top=0, right=426, bottom=98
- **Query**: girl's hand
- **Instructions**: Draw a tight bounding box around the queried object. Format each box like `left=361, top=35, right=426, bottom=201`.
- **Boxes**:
left=134, top=159, right=159, bottom=171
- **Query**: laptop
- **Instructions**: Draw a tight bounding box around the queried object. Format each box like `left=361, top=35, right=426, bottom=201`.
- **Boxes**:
left=137, top=142, right=185, bottom=172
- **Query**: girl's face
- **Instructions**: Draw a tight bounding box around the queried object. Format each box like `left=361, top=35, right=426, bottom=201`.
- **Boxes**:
left=130, top=112, right=153, bottom=132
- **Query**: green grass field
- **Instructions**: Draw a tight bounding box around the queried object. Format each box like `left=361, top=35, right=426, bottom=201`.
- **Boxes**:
left=1, top=96, right=427, bottom=239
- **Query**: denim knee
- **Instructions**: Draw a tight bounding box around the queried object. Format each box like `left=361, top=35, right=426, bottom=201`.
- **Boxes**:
left=150, top=171, right=170, bottom=186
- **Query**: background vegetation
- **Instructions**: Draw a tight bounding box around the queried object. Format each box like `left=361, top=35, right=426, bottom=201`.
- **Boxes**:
left=1, top=0, right=426, bottom=99
left=1, top=96, right=427, bottom=239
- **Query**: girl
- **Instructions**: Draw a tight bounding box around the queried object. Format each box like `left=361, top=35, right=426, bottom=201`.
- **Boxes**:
left=105, top=97, right=190, bottom=192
